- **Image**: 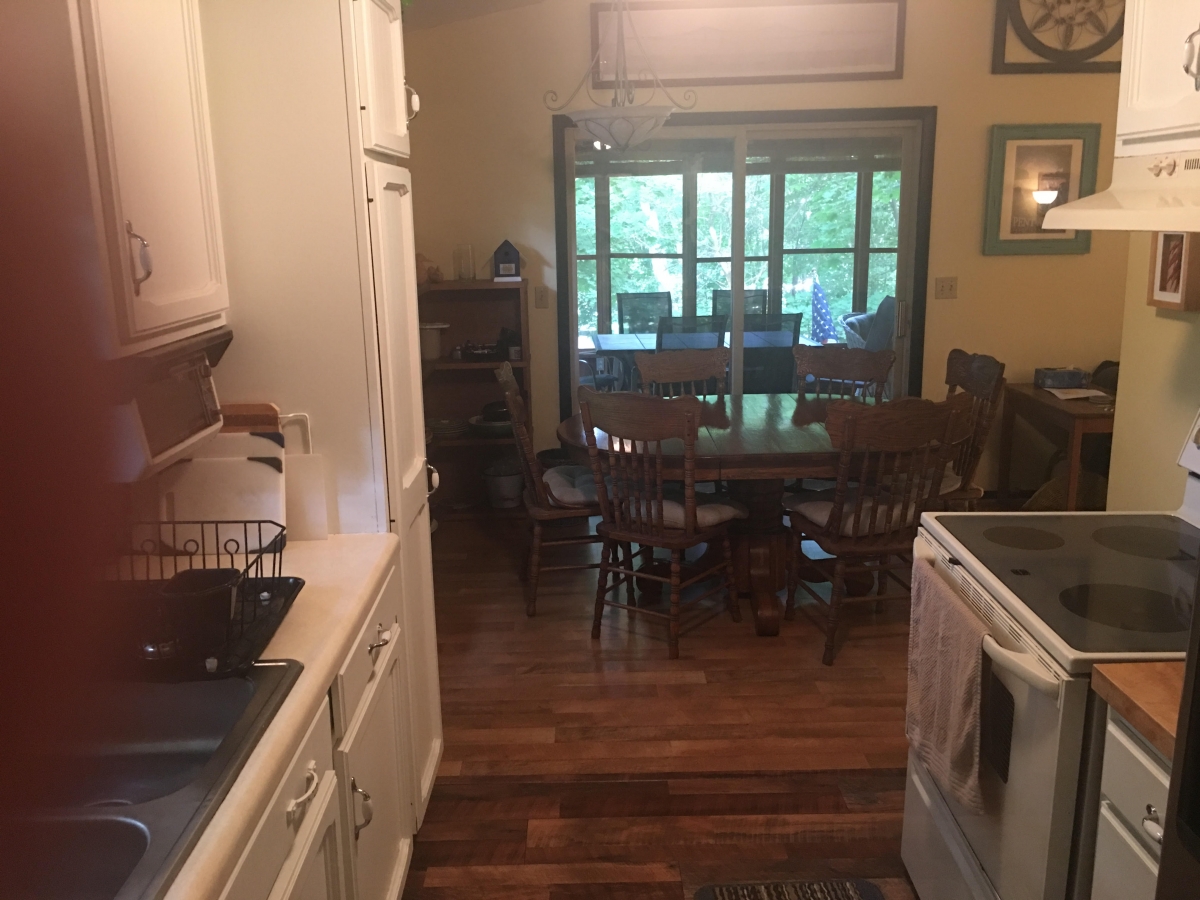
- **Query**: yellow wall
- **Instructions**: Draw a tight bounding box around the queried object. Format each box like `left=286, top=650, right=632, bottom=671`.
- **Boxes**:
left=1108, top=234, right=1200, bottom=510
left=406, top=0, right=1129, bottom=482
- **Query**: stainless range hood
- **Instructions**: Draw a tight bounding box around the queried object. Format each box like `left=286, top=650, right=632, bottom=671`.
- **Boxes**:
left=1043, top=152, right=1200, bottom=233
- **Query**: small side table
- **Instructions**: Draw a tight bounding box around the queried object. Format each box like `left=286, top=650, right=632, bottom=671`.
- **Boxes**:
left=998, top=383, right=1116, bottom=511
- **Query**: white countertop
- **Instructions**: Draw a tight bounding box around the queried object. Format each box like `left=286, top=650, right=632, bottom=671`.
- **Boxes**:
left=165, top=532, right=398, bottom=900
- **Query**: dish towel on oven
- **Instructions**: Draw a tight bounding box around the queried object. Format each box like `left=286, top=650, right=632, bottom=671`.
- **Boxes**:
left=906, top=557, right=988, bottom=814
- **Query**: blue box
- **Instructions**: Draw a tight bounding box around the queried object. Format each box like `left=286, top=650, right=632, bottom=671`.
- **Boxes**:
left=1034, top=367, right=1089, bottom=389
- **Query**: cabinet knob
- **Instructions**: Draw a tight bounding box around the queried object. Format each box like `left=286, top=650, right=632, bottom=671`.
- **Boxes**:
left=367, top=621, right=393, bottom=654
left=351, top=777, right=374, bottom=840
left=1142, top=804, right=1164, bottom=845
left=427, top=462, right=440, bottom=494
left=125, top=221, right=153, bottom=295
left=285, top=762, right=320, bottom=827
left=1185, top=26, right=1200, bottom=90
left=406, top=84, right=421, bottom=122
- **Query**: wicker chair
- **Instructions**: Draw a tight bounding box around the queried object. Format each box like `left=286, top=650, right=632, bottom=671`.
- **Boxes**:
left=579, top=389, right=745, bottom=659
left=784, top=393, right=973, bottom=664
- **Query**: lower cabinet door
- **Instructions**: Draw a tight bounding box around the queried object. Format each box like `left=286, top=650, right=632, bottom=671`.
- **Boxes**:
left=1093, top=801, right=1159, bottom=900
left=336, top=642, right=414, bottom=900
left=268, top=773, right=347, bottom=900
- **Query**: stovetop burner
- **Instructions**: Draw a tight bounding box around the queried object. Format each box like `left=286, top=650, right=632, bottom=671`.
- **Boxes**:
left=934, top=513, right=1199, bottom=655
left=1060, top=584, right=1188, bottom=633
left=1093, top=525, right=1196, bottom=561
left=984, top=525, right=1066, bottom=551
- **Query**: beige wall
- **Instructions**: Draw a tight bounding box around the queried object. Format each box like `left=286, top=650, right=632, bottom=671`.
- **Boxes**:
left=1108, top=234, right=1200, bottom=510
left=406, top=0, right=1129, bottom=483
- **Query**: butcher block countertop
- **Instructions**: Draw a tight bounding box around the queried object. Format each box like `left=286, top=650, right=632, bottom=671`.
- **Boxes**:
left=1092, top=661, right=1185, bottom=761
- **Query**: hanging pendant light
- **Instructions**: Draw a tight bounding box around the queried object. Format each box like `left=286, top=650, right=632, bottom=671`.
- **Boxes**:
left=544, top=0, right=696, bottom=152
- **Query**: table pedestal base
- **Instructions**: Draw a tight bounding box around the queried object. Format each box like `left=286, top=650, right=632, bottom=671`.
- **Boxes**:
left=728, top=480, right=790, bottom=636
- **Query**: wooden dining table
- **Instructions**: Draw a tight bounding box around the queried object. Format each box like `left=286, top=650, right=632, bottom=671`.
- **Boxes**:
left=557, top=392, right=842, bottom=637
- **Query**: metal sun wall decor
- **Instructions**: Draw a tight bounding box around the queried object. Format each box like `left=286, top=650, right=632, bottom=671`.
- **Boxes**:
left=992, top=0, right=1125, bottom=74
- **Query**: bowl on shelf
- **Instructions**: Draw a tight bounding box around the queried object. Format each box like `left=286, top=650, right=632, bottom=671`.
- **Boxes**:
left=468, top=416, right=513, bottom=439
left=481, top=401, right=511, bottom=423
left=427, top=418, right=469, bottom=440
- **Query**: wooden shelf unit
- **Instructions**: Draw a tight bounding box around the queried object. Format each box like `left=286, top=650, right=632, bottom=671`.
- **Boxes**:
left=420, top=279, right=530, bottom=508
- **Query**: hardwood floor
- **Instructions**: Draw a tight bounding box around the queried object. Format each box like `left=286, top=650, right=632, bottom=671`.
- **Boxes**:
left=406, top=513, right=916, bottom=900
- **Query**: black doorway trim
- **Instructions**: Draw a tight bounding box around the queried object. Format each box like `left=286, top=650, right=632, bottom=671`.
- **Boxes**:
left=554, top=106, right=938, bottom=420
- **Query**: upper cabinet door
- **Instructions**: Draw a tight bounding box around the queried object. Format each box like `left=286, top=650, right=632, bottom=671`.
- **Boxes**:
left=80, top=0, right=229, bottom=342
left=1118, top=0, right=1200, bottom=154
left=353, top=0, right=411, bottom=158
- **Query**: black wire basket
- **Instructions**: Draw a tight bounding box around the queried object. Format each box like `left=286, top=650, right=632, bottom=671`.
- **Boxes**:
left=109, top=520, right=303, bottom=679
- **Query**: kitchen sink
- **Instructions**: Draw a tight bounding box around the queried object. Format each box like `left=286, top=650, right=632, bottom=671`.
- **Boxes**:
left=1, top=817, right=150, bottom=900
left=49, top=678, right=259, bottom=808
left=6, top=660, right=302, bottom=900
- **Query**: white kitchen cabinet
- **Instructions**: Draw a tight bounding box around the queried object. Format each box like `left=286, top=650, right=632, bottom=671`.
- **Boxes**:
left=72, top=0, right=229, bottom=352
left=1118, top=0, right=1200, bottom=156
left=267, top=774, right=348, bottom=900
left=1091, top=712, right=1169, bottom=899
left=335, top=637, right=414, bottom=900
left=352, top=0, right=414, bottom=158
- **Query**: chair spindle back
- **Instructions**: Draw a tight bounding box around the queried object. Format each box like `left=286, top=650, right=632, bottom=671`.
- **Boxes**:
left=821, top=394, right=972, bottom=543
left=793, top=345, right=895, bottom=405
left=944, top=349, right=1006, bottom=487
left=578, top=389, right=702, bottom=537
left=634, top=348, right=729, bottom=399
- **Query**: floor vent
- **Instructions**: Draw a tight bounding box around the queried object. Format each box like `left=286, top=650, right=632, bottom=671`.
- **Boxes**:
left=1185, top=158, right=1200, bottom=171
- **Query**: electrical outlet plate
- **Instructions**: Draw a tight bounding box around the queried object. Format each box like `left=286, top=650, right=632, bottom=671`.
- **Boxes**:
left=934, top=277, right=958, bottom=300
left=534, top=286, right=550, bottom=309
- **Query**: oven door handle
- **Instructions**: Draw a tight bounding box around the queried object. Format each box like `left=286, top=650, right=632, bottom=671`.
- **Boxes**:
left=983, top=635, right=1060, bottom=697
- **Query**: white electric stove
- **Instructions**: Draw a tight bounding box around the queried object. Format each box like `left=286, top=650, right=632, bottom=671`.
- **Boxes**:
left=902, top=409, right=1200, bottom=900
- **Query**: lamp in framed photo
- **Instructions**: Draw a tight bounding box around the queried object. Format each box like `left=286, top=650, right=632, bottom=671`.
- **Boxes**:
left=1148, top=232, right=1200, bottom=312
left=982, top=123, right=1100, bottom=256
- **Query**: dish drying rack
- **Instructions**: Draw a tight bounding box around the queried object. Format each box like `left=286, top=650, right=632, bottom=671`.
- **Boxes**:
left=109, top=520, right=303, bottom=678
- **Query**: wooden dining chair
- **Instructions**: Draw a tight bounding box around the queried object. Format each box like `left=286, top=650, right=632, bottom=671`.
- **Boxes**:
left=633, top=348, right=729, bottom=399
left=783, top=394, right=972, bottom=665
left=616, top=291, right=672, bottom=335
left=579, top=389, right=744, bottom=659
left=497, top=365, right=613, bottom=617
left=939, top=349, right=1006, bottom=511
left=793, top=344, right=895, bottom=405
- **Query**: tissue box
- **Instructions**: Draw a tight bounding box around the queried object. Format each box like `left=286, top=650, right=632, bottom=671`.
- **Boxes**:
left=1034, top=367, right=1089, bottom=389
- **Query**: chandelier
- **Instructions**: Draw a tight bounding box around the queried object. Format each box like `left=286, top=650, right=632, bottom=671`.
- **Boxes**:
left=544, top=0, right=697, bottom=152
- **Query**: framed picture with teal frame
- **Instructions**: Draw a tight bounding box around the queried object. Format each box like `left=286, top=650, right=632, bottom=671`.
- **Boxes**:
left=982, top=123, right=1100, bottom=256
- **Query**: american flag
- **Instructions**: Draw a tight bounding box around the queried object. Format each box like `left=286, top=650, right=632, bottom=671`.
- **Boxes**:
left=810, top=278, right=839, bottom=343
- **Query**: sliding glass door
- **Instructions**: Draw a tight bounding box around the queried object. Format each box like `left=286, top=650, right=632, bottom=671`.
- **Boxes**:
left=563, top=115, right=930, bottom=408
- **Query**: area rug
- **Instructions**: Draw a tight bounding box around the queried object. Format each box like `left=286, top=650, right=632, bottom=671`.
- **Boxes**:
left=695, top=880, right=884, bottom=900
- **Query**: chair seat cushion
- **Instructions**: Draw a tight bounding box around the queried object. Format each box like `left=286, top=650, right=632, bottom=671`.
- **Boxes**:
left=661, top=489, right=749, bottom=529
left=542, top=465, right=598, bottom=507
left=783, top=489, right=914, bottom=537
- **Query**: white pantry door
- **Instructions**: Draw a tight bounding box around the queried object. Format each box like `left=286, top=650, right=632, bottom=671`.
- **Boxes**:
left=364, top=161, right=443, bottom=822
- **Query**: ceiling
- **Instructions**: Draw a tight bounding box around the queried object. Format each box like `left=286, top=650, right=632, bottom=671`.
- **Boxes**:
left=403, top=0, right=548, bottom=30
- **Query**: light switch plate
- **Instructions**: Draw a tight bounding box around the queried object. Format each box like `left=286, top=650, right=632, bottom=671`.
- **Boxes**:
left=534, top=286, right=550, bottom=309
left=934, top=276, right=958, bottom=300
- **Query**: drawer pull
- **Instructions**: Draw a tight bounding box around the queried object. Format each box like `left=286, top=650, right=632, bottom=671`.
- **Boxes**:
left=1142, top=804, right=1164, bottom=845
left=285, top=761, right=319, bottom=827
left=351, top=777, right=374, bottom=840
left=367, top=622, right=392, bottom=654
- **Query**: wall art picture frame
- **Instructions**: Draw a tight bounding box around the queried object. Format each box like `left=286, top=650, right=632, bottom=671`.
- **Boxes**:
left=589, top=0, right=906, bottom=88
left=992, top=0, right=1124, bottom=74
left=1148, top=232, right=1200, bottom=312
left=982, top=124, right=1100, bottom=257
